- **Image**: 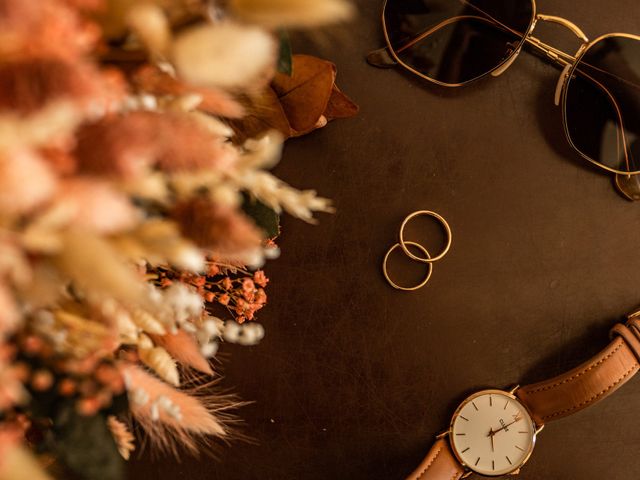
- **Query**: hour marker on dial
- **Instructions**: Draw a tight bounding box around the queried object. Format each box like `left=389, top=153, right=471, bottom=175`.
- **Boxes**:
left=461, top=447, right=470, bottom=453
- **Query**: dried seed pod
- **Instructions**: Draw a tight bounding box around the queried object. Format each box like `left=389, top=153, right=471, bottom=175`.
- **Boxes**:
left=131, top=309, right=167, bottom=335
left=139, top=346, right=180, bottom=387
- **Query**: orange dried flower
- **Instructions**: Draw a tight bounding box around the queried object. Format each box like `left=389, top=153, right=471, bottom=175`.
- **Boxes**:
left=30, top=369, right=54, bottom=391
left=253, top=270, right=268, bottom=287
left=58, top=378, right=77, bottom=396
left=76, top=396, right=101, bottom=416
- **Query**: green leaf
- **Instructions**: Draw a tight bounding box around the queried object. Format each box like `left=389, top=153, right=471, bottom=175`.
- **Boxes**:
left=53, top=406, right=124, bottom=480
left=242, top=194, right=280, bottom=239
left=277, top=30, right=293, bottom=76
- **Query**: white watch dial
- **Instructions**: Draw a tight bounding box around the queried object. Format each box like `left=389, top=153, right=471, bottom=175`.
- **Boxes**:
left=450, top=390, right=536, bottom=476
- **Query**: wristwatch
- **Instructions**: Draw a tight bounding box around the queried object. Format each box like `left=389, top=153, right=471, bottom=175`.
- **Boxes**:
left=406, top=313, right=640, bottom=479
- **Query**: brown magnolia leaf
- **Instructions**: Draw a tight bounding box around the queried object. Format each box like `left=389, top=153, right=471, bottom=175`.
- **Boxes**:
left=230, top=54, right=358, bottom=141
left=271, top=54, right=336, bottom=135
left=229, top=88, right=291, bottom=142
left=325, top=84, right=359, bottom=120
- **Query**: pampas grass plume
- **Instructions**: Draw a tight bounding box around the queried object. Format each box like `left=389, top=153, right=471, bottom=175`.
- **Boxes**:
left=229, top=0, right=353, bottom=28
left=170, top=22, right=276, bottom=90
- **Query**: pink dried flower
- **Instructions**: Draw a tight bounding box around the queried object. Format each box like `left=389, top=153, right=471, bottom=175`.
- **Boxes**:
left=152, top=113, right=237, bottom=173
left=218, top=293, right=230, bottom=305
left=39, top=147, right=76, bottom=175
left=0, top=424, right=21, bottom=465
left=172, top=199, right=263, bottom=256
left=55, top=178, right=140, bottom=234
left=0, top=58, right=109, bottom=114
left=0, top=283, right=19, bottom=337
left=0, top=0, right=99, bottom=60
left=132, top=65, right=245, bottom=118
left=74, top=111, right=236, bottom=180
left=0, top=150, right=57, bottom=216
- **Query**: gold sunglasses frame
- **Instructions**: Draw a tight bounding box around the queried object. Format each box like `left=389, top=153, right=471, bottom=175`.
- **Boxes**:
left=372, top=0, right=640, bottom=178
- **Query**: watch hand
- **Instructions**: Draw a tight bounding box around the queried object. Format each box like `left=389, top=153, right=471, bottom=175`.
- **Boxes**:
left=493, top=414, right=522, bottom=435
left=488, top=427, right=495, bottom=452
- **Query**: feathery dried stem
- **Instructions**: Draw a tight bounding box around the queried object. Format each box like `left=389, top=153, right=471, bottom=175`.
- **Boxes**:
left=119, top=363, right=228, bottom=454
left=107, top=416, right=136, bottom=460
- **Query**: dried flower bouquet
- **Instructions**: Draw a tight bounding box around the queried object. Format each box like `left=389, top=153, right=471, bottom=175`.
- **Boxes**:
left=0, top=0, right=356, bottom=479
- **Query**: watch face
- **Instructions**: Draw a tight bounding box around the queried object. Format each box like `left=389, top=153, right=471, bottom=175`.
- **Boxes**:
left=450, top=389, right=536, bottom=476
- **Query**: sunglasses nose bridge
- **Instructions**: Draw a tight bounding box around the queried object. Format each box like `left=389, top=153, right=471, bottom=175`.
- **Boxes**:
left=535, top=14, right=589, bottom=43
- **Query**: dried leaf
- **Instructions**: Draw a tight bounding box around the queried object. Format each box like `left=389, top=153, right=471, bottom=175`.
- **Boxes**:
left=230, top=88, right=291, bottom=142
left=241, top=194, right=280, bottom=239
left=232, top=55, right=358, bottom=140
left=272, top=54, right=336, bottom=135
left=325, top=84, right=359, bottom=120
left=53, top=405, right=124, bottom=480
left=277, top=30, right=293, bottom=76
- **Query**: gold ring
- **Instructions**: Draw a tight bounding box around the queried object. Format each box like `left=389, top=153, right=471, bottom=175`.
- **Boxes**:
left=382, top=241, right=433, bottom=291
left=398, top=210, right=452, bottom=263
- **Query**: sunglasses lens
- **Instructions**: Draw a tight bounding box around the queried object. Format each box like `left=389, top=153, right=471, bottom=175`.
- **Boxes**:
left=564, top=36, right=640, bottom=173
left=383, top=0, right=534, bottom=85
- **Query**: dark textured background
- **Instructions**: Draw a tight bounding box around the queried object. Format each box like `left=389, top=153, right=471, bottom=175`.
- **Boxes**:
left=129, top=1, right=640, bottom=478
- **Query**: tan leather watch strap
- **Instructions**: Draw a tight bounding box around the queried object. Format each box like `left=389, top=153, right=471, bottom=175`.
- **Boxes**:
left=516, top=318, right=640, bottom=425
left=406, top=438, right=464, bottom=480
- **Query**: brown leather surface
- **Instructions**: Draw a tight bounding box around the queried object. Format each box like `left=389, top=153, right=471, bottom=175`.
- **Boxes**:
left=128, top=1, right=640, bottom=479
left=406, top=439, right=464, bottom=480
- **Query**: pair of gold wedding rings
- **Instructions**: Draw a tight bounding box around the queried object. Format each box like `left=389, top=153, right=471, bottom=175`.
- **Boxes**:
left=382, top=210, right=452, bottom=291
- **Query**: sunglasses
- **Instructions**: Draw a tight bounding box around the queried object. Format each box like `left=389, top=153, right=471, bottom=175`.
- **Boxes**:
left=367, top=0, right=640, bottom=200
